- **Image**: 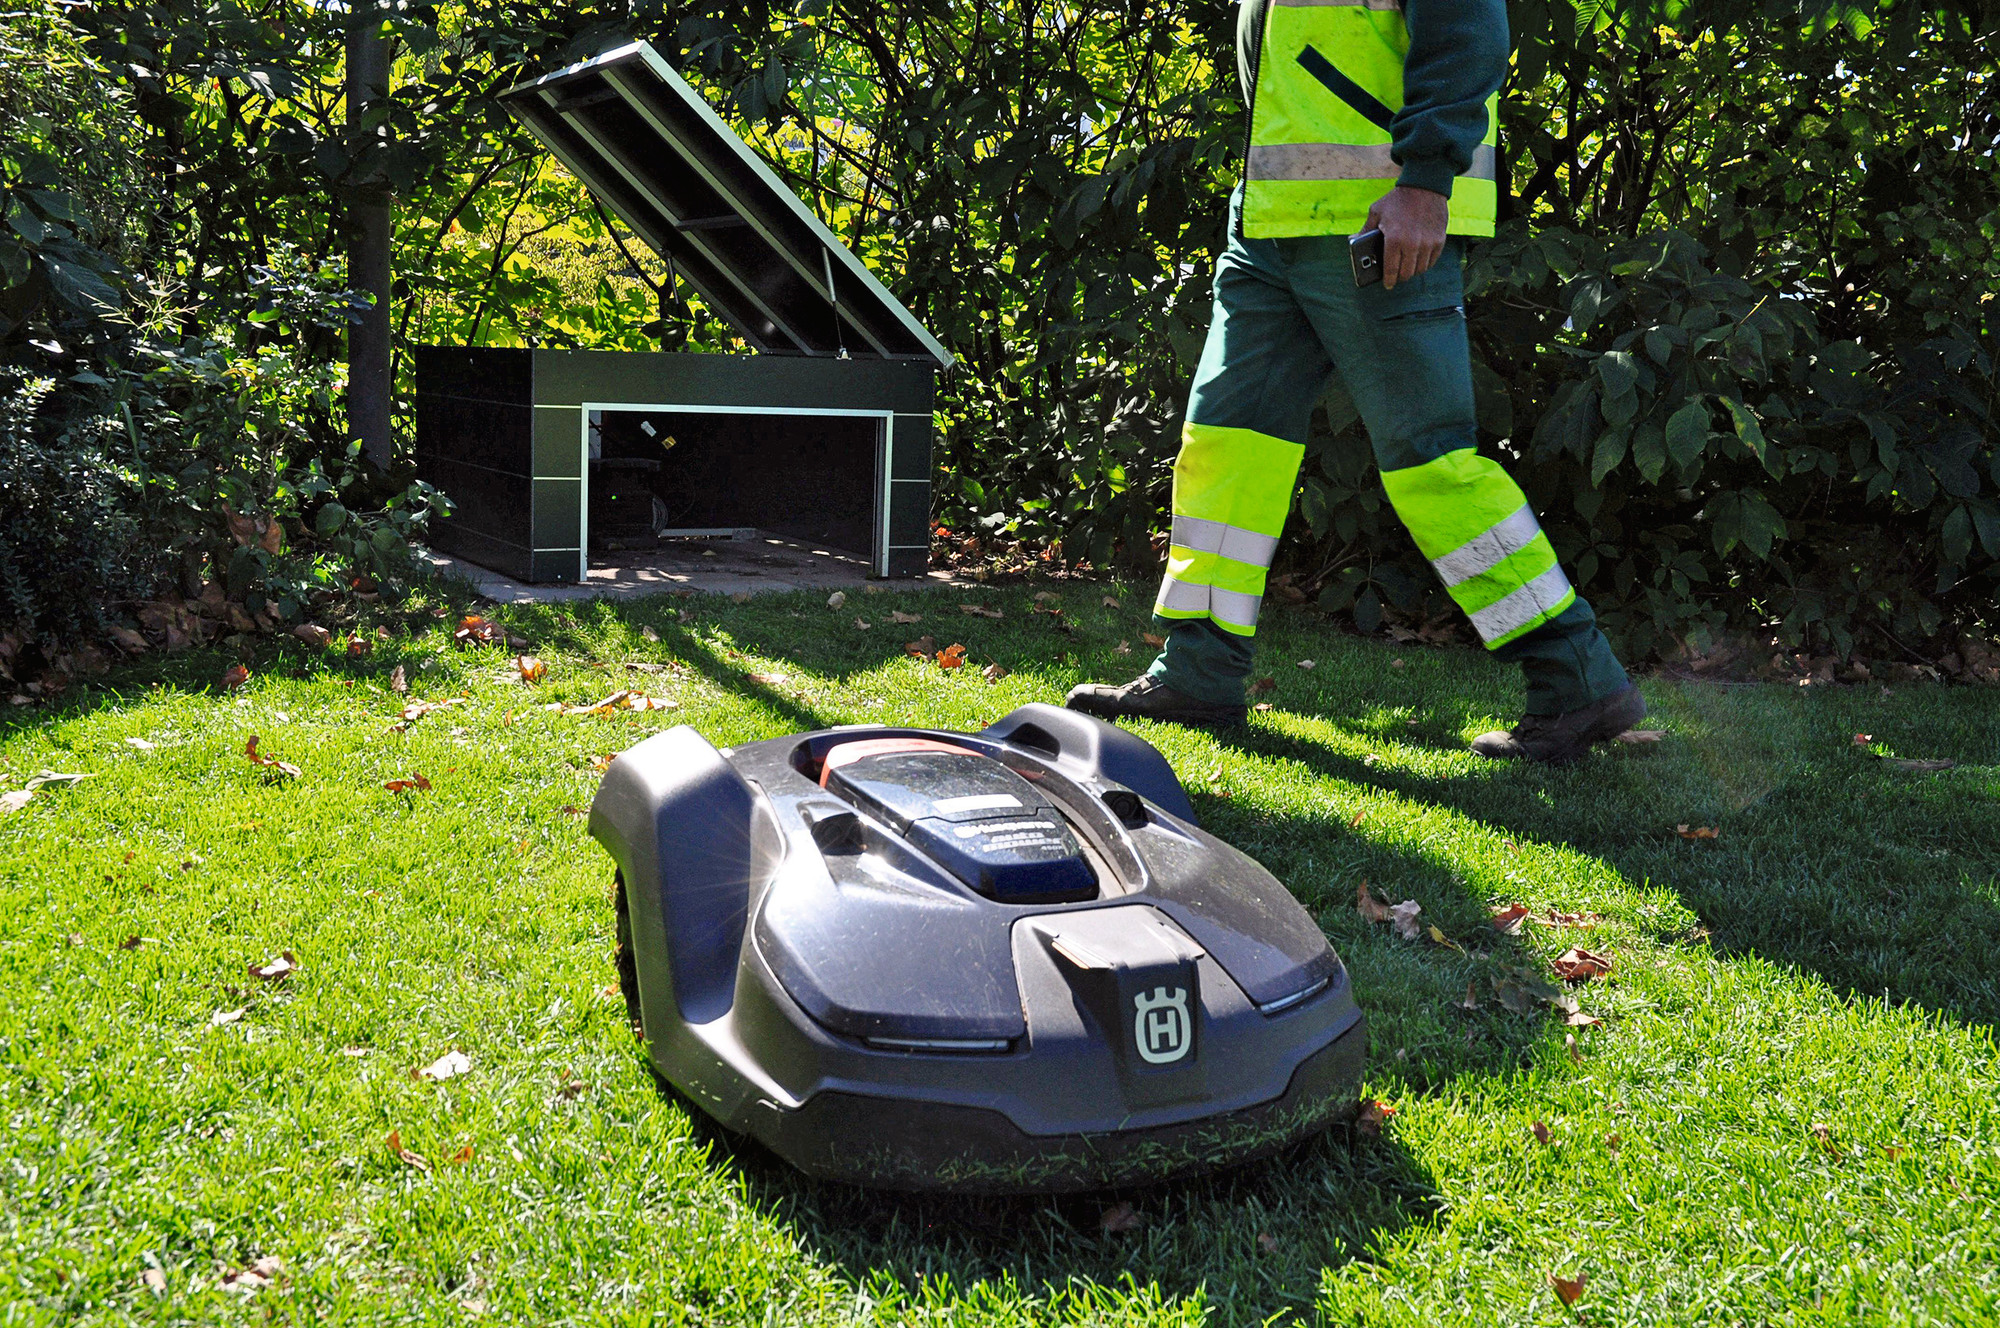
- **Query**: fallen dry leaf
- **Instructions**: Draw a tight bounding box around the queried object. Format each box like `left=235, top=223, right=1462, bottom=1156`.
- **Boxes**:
left=1101, top=595, right=1120, bottom=609
left=211, top=1007, right=246, bottom=1027
left=641, top=625, right=660, bottom=643
left=221, top=1254, right=283, bottom=1292
left=384, top=773, right=433, bottom=794
left=1033, top=591, right=1059, bottom=603
left=0, top=789, right=33, bottom=813
left=417, top=1050, right=471, bottom=1082
left=1566, top=1032, right=1583, bottom=1064
left=904, top=635, right=937, bottom=659
left=446, top=1144, right=474, bottom=1165
left=1257, top=1232, right=1278, bottom=1254
left=1490, top=903, right=1531, bottom=934
left=125, top=736, right=157, bottom=751
left=544, top=691, right=678, bottom=716
left=1881, top=1143, right=1907, bottom=1161
left=1853, top=732, right=1873, bottom=745
left=1141, top=631, right=1167, bottom=648
left=1099, top=1201, right=1142, bottom=1234
left=1296, top=658, right=1316, bottom=670
left=1425, top=924, right=1462, bottom=951
left=1113, top=640, right=1132, bottom=655
left=1614, top=729, right=1666, bottom=744
left=1551, top=1271, right=1587, bottom=1307
left=140, top=1268, right=166, bottom=1296
left=936, top=643, right=968, bottom=670
left=243, top=735, right=302, bottom=780
left=391, top=697, right=465, bottom=730
left=1538, top=910, right=1601, bottom=929
left=1675, top=824, right=1720, bottom=839
left=960, top=603, right=1003, bottom=619
left=1457, top=982, right=1481, bottom=1011
left=454, top=616, right=503, bottom=648
left=1356, top=880, right=1395, bottom=926
left=854, top=618, right=871, bottom=630
left=1247, top=676, right=1277, bottom=696
left=515, top=656, right=547, bottom=683
left=1565, top=1010, right=1602, bottom=1028
left=119, top=934, right=145, bottom=950
left=292, top=623, right=332, bottom=649
left=1492, top=978, right=1541, bottom=1015
left=890, top=610, right=922, bottom=624
left=345, top=636, right=373, bottom=659
left=248, top=951, right=296, bottom=981
left=982, top=662, right=1008, bottom=683
left=388, top=664, right=408, bottom=694
left=1253, top=701, right=1273, bottom=712
left=220, top=664, right=251, bottom=690
left=1388, top=899, right=1422, bottom=942
left=1552, top=947, right=1614, bottom=981
left=1356, top=1098, right=1398, bottom=1138
left=388, top=1129, right=431, bottom=1172
left=559, top=805, right=588, bottom=816
left=1531, top=1120, right=1552, bottom=1146
left=1605, top=1132, right=1623, bottom=1152
left=826, top=591, right=847, bottom=610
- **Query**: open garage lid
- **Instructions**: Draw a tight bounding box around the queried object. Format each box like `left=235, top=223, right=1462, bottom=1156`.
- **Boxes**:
left=500, top=41, right=953, bottom=369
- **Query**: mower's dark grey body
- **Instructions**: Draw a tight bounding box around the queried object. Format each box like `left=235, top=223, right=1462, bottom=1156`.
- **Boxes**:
left=588, top=703, right=1364, bottom=1192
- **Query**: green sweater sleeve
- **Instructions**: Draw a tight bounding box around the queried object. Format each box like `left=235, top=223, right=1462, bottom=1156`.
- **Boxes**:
left=1392, top=0, right=1509, bottom=197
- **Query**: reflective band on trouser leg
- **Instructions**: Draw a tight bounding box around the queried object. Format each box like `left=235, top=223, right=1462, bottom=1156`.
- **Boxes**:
left=1153, top=423, right=1302, bottom=638
left=1379, top=448, right=1576, bottom=649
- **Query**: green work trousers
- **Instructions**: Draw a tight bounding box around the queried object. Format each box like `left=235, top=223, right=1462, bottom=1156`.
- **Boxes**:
left=1148, top=186, right=1628, bottom=716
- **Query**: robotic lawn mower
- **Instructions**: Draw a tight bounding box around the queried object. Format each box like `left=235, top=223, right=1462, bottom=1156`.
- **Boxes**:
left=588, top=703, right=1364, bottom=1192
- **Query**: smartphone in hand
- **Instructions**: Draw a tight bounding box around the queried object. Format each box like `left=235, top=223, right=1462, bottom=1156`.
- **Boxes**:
left=1349, top=229, right=1384, bottom=287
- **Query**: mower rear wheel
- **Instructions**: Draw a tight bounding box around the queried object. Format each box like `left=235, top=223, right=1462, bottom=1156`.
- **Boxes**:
left=612, top=872, right=643, bottom=1036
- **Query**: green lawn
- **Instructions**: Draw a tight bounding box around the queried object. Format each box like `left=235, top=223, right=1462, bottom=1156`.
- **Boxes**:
left=4, top=583, right=1997, bottom=1326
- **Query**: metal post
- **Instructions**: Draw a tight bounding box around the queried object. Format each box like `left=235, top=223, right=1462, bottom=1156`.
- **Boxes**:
left=345, top=4, right=394, bottom=471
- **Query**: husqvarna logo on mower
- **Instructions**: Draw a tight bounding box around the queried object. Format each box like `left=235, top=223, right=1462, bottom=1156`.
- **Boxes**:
left=1133, top=986, right=1192, bottom=1064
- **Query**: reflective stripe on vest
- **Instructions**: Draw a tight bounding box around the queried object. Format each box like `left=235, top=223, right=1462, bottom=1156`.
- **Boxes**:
left=1378, top=448, right=1574, bottom=648
left=1242, top=0, right=1499, bottom=239
left=1153, top=422, right=1305, bottom=638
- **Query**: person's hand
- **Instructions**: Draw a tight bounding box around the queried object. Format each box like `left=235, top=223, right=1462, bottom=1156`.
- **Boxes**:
left=1364, top=186, right=1449, bottom=290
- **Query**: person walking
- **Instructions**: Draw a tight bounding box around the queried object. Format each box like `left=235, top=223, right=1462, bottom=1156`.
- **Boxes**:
left=1065, top=0, right=1645, bottom=762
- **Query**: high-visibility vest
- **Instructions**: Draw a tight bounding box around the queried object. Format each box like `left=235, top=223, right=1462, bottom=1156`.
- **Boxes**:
left=1242, top=0, right=1499, bottom=240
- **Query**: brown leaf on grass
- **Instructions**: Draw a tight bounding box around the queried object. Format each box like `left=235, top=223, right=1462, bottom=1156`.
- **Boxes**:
left=1490, top=903, right=1531, bottom=934
left=558, top=805, right=588, bottom=816
left=1356, top=880, right=1394, bottom=926
left=292, top=623, right=332, bottom=649
left=1492, top=978, right=1542, bottom=1015
left=345, top=636, right=373, bottom=660
left=1605, top=1132, right=1623, bottom=1152
left=1247, top=676, right=1277, bottom=696
left=416, top=1050, right=471, bottom=1082
left=211, top=1006, right=246, bottom=1026
left=1552, top=948, right=1614, bottom=981
left=1884, top=757, right=1956, bottom=772
left=853, top=618, right=871, bottom=631
left=904, top=635, right=937, bottom=659
left=140, top=1268, right=167, bottom=1296
left=1425, top=924, right=1462, bottom=951
left=640, top=625, right=661, bottom=642
left=1809, top=1123, right=1844, bottom=1159
left=1457, top=982, right=1482, bottom=1011
left=1881, top=1143, right=1907, bottom=1161
left=960, top=603, right=1004, bottom=619
left=1253, top=701, right=1273, bottom=712
left=1566, top=1032, right=1583, bottom=1064
left=890, top=610, right=923, bottom=624
left=936, top=643, right=968, bottom=670
left=1675, top=824, right=1720, bottom=839
left=1531, top=1120, right=1552, bottom=1146
left=221, top=663, right=251, bottom=690
left=119, top=934, right=146, bottom=950
left=388, top=664, right=408, bottom=694
left=515, top=656, right=547, bottom=683
left=221, top=1254, right=283, bottom=1292
left=586, top=753, right=615, bottom=772
left=1033, top=591, right=1059, bottom=603
left=446, top=1144, right=474, bottom=1165
left=1356, top=1099, right=1398, bottom=1138
left=1538, top=910, right=1601, bottom=929
left=1296, top=658, right=1316, bottom=670
left=243, top=735, right=302, bottom=779
left=1256, top=1232, right=1279, bottom=1254
left=1101, top=595, right=1121, bottom=609
left=109, top=625, right=150, bottom=654
left=0, top=789, right=33, bottom=813
left=1388, top=900, right=1422, bottom=942
left=1099, top=1201, right=1142, bottom=1234
left=730, top=591, right=753, bottom=604
left=1565, top=1011, right=1602, bottom=1028
left=66, top=932, right=85, bottom=947
left=1113, top=640, right=1132, bottom=655
left=384, top=774, right=433, bottom=794
left=1852, top=732, right=1873, bottom=746
left=387, top=1129, right=431, bottom=1172
left=1614, top=729, right=1665, bottom=744
left=982, top=662, right=1009, bottom=683
left=454, top=616, right=503, bottom=648
left=391, top=697, right=464, bottom=731
left=248, top=951, right=296, bottom=981
left=1141, top=631, right=1166, bottom=648
left=826, top=591, right=847, bottom=610
left=1551, top=1272, right=1587, bottom=1307
left=544, top=690, right=678, bottom=716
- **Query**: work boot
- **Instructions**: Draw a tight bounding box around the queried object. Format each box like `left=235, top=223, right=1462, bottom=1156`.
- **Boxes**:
left=1065, top=675, right=1247, bottom=727
left=1470, top=684, right=1648, bottom=765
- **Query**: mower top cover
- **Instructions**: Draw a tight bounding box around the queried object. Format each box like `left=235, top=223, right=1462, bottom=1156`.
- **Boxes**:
left=589, top=703, right=1365, bottom=1193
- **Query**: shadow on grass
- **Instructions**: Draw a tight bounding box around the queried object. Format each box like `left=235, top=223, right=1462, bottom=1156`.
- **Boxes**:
left=1209, top=699, right=2000, bottom=1027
